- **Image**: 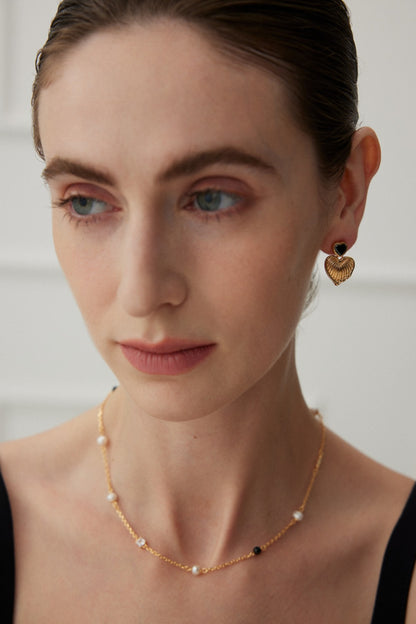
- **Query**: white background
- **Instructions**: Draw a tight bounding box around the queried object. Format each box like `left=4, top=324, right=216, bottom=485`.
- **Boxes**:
left=0, top=0, right=415, bottom=476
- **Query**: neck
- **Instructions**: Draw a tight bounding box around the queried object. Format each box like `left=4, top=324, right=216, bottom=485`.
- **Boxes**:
left=100, top=345, right=322, bottom=566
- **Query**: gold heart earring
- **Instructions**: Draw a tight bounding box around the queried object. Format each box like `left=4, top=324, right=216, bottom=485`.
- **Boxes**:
left=324, top=242, right=355, bottom=286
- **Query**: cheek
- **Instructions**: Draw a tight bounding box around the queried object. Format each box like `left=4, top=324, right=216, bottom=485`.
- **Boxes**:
left=52, top=221, right=116, bottom=325
left=199, top=226, right=313, bottom=342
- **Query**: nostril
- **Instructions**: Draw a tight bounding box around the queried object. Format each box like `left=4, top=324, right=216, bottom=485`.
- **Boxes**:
left=118, top=264, right=188, bottom=318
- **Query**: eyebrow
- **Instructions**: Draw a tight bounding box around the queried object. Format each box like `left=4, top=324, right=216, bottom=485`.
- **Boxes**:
left=42, top=159, right=116, bottom=186
left=42, top=146, right=276, bottom=186
left=157, top=146, right=276, bottom=182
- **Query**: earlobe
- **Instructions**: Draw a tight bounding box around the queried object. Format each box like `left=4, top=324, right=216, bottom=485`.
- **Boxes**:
left=321, top=127, right=381, bottom=255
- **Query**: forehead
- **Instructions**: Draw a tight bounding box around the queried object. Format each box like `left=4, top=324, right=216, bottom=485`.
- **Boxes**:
left=38, top=20, right=310, bottom=179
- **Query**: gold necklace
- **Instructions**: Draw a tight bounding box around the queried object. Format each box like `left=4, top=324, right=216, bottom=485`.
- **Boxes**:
left=97, top=390, right=326, bottom=576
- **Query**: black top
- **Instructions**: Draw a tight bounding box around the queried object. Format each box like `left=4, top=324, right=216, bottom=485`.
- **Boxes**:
left=0, top=471, right=415, bottom=623
left=0, top=470, right=15, bottom=622
left=371, top=482, right=416, bottom=623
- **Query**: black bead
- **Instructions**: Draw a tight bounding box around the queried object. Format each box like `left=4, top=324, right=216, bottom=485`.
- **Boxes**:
left=334, top=242, right=347, bottom=256
left=253, top=546, right=262, bottom=556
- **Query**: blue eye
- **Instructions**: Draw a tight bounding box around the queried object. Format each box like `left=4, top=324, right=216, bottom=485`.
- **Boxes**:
left=194, top=190, right=240, bottom=213
left=71, top=196, right=110, bottom=216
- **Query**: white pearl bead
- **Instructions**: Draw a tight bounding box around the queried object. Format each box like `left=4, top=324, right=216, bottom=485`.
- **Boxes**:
left=107, top=492, right=118, bottom=502
left=191, top=565, right=201, bottom=576
left=136, top=537, right=146, bottom=548
left=97, top=435, right=108, bottom=446
left=293, top=510, right=304, bottom=522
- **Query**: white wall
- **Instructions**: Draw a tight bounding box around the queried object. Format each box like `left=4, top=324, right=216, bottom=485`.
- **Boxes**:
left=0, top=0, right=415, bottom=477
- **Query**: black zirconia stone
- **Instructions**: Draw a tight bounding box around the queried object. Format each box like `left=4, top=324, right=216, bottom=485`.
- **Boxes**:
left=334, top=243, right=347, bottom=256
left=253, top=546, right=262, bottom=555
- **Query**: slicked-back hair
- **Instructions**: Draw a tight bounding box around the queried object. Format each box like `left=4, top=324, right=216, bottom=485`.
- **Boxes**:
left=32, top=0, right=358, bottom=181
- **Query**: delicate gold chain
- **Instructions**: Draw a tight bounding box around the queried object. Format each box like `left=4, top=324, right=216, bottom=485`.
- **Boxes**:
left=97, top=390, right=326, bottom=576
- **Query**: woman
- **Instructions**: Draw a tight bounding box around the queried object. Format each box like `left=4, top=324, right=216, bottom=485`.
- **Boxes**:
left=0, top=0, right=415, bottom=621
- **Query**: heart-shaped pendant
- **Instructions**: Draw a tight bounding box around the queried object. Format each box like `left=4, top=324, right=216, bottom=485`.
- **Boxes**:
left=324, top=255, right=355, bottom=286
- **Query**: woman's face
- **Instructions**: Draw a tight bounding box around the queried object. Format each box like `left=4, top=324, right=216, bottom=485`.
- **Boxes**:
left=39, top=20, right=333, bottom=421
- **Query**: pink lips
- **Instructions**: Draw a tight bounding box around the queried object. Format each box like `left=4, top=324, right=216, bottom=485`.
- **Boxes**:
left=119, top=339, right=216, bottom=375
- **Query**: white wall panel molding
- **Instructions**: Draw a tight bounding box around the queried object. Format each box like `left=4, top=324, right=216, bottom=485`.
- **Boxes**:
left=0, top=0, right=31, bottom=132
left=0, top=0, right=60, bottom=132
left=0, top=0, right=10, bottom=117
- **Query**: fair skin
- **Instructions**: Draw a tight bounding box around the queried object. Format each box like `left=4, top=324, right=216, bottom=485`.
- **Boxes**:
left=1, top=19, right=415, bottom=623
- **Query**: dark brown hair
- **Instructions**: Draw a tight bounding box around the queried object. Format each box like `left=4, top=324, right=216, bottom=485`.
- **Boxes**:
left=32, top=0, right=358, bottom=180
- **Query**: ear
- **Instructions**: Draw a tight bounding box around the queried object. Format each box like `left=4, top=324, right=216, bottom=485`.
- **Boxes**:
left=321, top=127, right=381, bottom=254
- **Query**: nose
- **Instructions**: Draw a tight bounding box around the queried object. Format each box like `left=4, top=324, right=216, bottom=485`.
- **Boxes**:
left=117, top=210, right=188, bottom=318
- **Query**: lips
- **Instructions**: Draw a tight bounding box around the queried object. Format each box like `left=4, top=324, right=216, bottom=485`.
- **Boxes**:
left=118, top=339, right=216, bottom=375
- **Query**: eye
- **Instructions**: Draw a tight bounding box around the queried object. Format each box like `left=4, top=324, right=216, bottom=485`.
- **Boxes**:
left=193, top=190, right=240, bottom=213
left=70, top=196, right=110, bottom=216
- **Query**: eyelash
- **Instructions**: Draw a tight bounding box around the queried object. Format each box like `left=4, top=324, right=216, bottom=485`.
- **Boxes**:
left=53, top=196, right=114, bottom=228
left=53, top=188, right=245, bottom=228
left=185, top=189, right=243, bottom=222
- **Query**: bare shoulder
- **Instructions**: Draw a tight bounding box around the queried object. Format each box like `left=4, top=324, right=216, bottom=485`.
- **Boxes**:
left=0, top=405, right=99, bottom=498
left=0, top=403, right=105, bottom=591
left=324, top=427, right=414, bottom=507
left=323, top=429, right=415, bottom=554
left=308, top=429, right=416, bottom=621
